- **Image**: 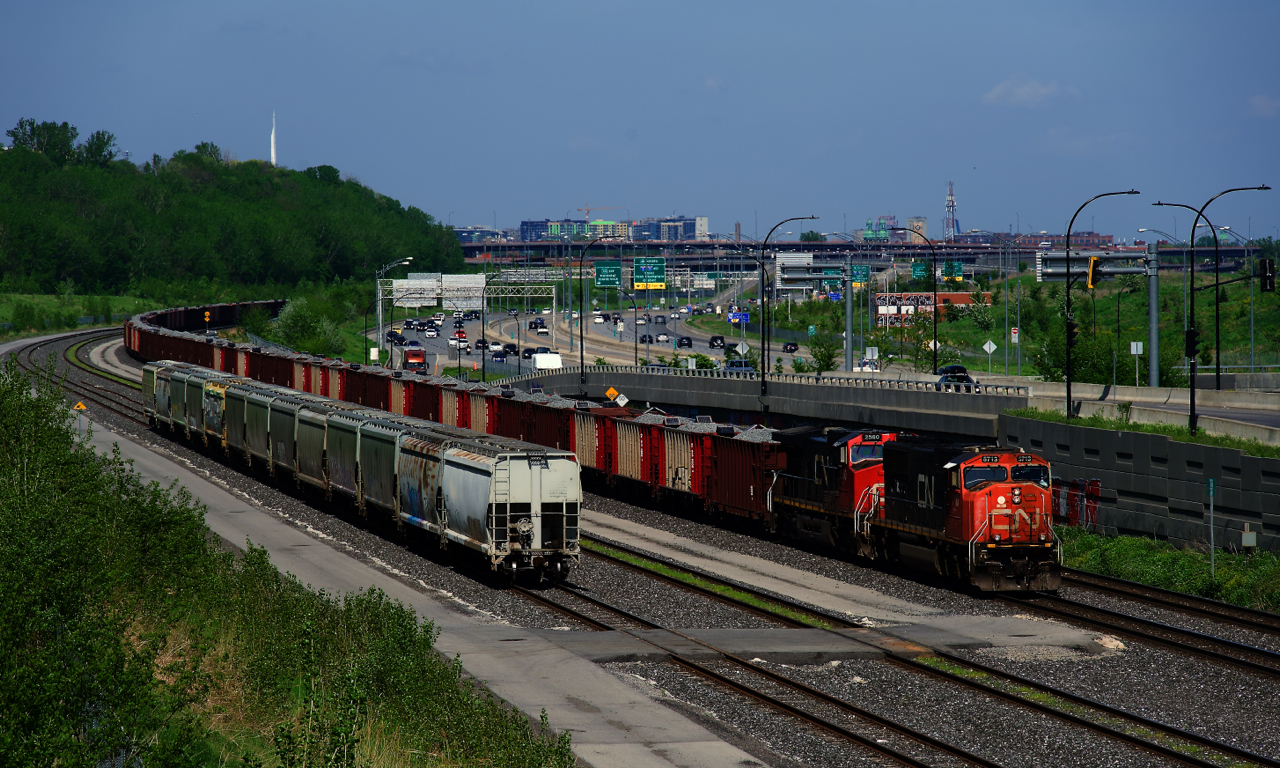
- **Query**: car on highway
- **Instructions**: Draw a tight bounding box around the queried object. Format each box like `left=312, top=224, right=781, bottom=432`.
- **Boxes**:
left=453, top=319, right=465, bottom=328
left=679, top=306, right=689, bottom=314
left=508, top=308, right=519, bottom=317
left=453, top=330, right=467, bottom=339
left=656, top=332, right=670, bottom=343
left=473, top=339, right=487, bottom=351
left=503, top=342, right=519, bottom=355
left=635, top=316, right=646, bottom=325
left=536, top=326, right=549, bottom=336
left=447, top=337, right=464, bottom=348
left=639, top=334, right=654, bottom=344
left=593, top=315, right=605, bottom=324
left=724, top=359, right=756, bottom=373
left=386, top=331, right=406, bottom=345
left=611, top=312, right=621, bottom=322
left=407, top=340, right=422, bottom=348
left=654, top=315, right=666, bottom=325
left=491, top=352, right=507, bottom=363
left=709, top=335, right=725, bottom=349
left=423, top=327, right=439, bottom=338
left=677, top=336, right=693, bottom=349
left=522, top=347, right=536, bottom=360
left=453, top=311, right=463, bottom=318
left=535, top=346, right=552, bottom=355
left=541, top=308, right=551, bottom=315
left=489, top=341, right=504, bottom=352
left=782, top=342, right=800, bottom=353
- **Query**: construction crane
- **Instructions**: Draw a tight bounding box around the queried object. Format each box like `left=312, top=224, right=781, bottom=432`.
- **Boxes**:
left=578, top=203, right=624, bottom=226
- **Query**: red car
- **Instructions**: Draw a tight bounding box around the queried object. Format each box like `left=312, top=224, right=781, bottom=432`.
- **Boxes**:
left=453, top=330, right=467, bottom=339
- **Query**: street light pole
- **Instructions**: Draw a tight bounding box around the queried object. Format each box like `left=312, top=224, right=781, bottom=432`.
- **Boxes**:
left=1217, top=227, right=1256, bottom=370
left=1154, top=185, right=1269, bottom=433
left=374, top=257, right=413, bottom=360
left=580, top=235, right=623, bottom=393
left=619, top=290, right=639, bottom=365
left=759, top=217, right=816, bottom=413
left=1064, top=190, right=1140, bottom=418
left=887, top=227, right=941, bottom=374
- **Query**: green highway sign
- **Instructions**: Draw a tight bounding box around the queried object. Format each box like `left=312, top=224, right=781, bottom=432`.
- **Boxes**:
left=912, top=262, right=928, bottom=279
left=634, top=257, right=667, bottom=290
left=822, top=267, right=842, bottom=287
left=595, top=261, right=621, bottom=288
left=851, top=265, right=870, bottom=284
left=943, top=260, right=963, bottom=279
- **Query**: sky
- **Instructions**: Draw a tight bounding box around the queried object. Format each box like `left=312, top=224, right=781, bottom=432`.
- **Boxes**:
left=4, top=0, right=1279, bottom=243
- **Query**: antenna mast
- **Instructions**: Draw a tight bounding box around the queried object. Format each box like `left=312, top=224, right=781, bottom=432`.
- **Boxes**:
left=944, top=181, right=957, bottom=242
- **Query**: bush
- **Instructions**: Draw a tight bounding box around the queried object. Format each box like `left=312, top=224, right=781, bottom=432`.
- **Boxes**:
left=0, top=357, right=574, bottom=767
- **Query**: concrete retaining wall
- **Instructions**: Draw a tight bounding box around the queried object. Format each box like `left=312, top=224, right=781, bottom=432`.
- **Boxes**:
left=1000, top=415, right=1280, bottom=552
left=510, top=366, right=1030, bottom=438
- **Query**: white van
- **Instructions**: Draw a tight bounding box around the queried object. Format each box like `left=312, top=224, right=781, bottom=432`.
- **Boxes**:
left=532, top=353, right=563, bottom=370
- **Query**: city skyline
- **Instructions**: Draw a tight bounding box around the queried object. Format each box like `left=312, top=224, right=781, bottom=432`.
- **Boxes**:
left=3, top=1, right=1277, bottom=244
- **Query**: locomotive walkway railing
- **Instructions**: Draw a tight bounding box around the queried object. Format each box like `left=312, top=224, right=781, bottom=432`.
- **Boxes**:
left=494, top=365, right=1033, bottom=397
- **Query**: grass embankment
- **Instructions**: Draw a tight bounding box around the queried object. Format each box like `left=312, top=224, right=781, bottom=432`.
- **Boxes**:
left=1057, top=527, right=1280, bottom=613
left=0, top=357, right=573, bottom=767
left=1005, top=407, right=1280, bottom=460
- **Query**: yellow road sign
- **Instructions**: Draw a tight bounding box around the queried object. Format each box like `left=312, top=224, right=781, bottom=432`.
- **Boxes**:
left=73, top=402, right=87, bottom=410
left=605, top=387, right=619, bottom=400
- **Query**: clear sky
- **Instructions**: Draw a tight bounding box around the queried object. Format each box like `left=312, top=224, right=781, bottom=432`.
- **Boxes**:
left=4, top=1, right=1278, bottom=243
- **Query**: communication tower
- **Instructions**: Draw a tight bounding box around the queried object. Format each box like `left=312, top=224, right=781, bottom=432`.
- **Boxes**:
left=944, top=182, right=957, bottom=242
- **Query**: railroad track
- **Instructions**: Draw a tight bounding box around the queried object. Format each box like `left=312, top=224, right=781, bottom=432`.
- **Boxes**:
left=514, top=582, right=1000, bottom=768
left=1062, top=567, right=1280, bottom=637
left=1001, top=590, right=1280, bottom=679
left=577, top=534, right=1279, bottom=768
left=11, top=329, right=148, bottom=426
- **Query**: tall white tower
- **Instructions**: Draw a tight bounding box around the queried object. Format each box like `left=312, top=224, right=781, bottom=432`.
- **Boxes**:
left=270, top=112, right=277, bottom=166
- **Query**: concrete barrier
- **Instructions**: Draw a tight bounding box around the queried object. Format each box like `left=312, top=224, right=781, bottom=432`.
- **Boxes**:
left=1000, top=414, right=1280, bottom=552
left=504, top=366, right=1030, bottom=438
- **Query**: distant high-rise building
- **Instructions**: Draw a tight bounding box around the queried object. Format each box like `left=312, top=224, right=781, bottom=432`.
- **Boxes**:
left=906, top=216, right=927, bottom=240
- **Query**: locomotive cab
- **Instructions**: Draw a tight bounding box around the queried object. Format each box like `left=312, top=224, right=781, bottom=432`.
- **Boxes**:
left=944, top=450, right=1059, bottom=591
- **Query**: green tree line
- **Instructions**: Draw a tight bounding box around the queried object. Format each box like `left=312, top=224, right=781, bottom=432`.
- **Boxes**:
left=0, top=118, right=464, bottom=298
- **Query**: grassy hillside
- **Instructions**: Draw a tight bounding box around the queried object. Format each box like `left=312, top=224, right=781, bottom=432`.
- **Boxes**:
left=0, top=121, right=462, bottom=306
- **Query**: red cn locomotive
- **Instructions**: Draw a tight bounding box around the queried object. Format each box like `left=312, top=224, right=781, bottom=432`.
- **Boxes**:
left=878, top=442, right=1059, bottom=591
left=772, top=427, right=1059, bottom=592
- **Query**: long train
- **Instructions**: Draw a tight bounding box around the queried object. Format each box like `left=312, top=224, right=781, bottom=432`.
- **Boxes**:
left=124, top=302, right=1059, bottom=591
left=143, top=358, right=582, bottom=580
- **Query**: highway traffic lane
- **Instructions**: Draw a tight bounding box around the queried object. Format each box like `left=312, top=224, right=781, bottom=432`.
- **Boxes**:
left=78, top=417, right=764, bottom=768
left=1131, top=401, right=1280, bottom=429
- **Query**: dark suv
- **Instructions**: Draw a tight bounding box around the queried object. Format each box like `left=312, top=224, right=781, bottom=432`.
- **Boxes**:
left=677, top=336, right=693, bottom=349
left=709, top=335, right=725, bottom=349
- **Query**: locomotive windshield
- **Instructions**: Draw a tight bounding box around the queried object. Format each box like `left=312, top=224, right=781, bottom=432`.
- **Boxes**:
left=1011, top=464, right=1050, bottom=487
left=850, top=445, right=884, bottom=462
left=963, top=465, right=1007, bottom=489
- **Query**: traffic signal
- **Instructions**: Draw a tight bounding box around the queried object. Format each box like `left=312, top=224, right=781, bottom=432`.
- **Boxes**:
left=1262, top=258, right=1276, bottom=293
left=1086, top=256, right=1102, bottom=289
left=1185, top=328, right=1201, bottom=358
left=204, top=311, right=211, bottom=322
left=1066, top=319, right=1080, bottom=349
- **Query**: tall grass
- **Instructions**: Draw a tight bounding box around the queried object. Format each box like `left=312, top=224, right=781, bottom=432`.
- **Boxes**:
left=0, top=356, right=573, bottom=767
left=1057, top=526, right=1280, bottom=612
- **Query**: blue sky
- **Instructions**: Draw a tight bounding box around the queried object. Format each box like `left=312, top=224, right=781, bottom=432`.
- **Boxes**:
left=4, top=1, right=1278, bottom=242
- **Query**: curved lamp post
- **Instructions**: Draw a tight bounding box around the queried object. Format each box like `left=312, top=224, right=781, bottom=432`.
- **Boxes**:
left=375, top=257, right=413, bottom=357
left=618, top=290, right=640, bottom=365
left=1064, top=190, right=1140, bottom=418
left=1155, top=185, right=1269, bottom=433
left=579, top=234, right=624, bottom=392
left=887, top=227, right=940, bottom=374
left=759, top=217, right=817, bottom=413
left=1216, top=226, right=1257, bottom=369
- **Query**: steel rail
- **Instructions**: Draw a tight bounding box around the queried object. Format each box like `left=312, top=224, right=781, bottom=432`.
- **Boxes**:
left=1062, top=568, right=1280, bottom=636
left=12, top=330, right=148, bottom=425
left=1003, top=592, right=1280, bottom=678
left=582, top=533, right=1274, bottom=767
left=512, top=583, right=998, bottom=768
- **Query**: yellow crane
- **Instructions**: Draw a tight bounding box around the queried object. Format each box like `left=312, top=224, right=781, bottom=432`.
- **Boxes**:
left=577, top=204, right=624, bottom=230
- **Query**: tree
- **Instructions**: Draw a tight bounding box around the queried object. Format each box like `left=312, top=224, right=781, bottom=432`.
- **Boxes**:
left=808, top=329, right=841, bottom=374
left=77, top=130, right=118, bottom=167
left=5, top=117, right=79, bottom=166
left=800, top=231, right=827, bottom=242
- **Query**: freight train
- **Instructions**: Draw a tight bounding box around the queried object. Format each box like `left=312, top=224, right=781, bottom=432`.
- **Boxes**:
left=124, top=302, right=1058, bottom=591
left=142, top=358, right=582, bottom=581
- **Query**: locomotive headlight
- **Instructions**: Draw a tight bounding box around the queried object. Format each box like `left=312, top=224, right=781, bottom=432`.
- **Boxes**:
left=997, top=495, right=1006, bottom=507
left=993, top=534, right=1001, bottom=542
left=1012, top=488, right=1022, bottom=504
left=1039, top=534, right=1046, bottom=541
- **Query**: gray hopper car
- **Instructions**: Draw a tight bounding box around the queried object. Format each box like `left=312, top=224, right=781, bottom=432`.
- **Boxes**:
left=143, top=361, right=581, bottom=580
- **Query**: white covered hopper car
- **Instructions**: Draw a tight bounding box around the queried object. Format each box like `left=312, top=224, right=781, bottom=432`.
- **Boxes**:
left=143, top=360, right=581, bottom=580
